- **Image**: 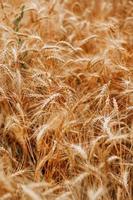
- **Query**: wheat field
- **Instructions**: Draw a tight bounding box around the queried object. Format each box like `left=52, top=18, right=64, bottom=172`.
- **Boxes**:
left=0, top=0, right=133, bottom=199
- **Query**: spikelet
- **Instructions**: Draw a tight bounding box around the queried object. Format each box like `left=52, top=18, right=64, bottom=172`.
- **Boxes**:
left=113, top=98, right=119, bottom=114
left=71, top=144, right=87, bottom=160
